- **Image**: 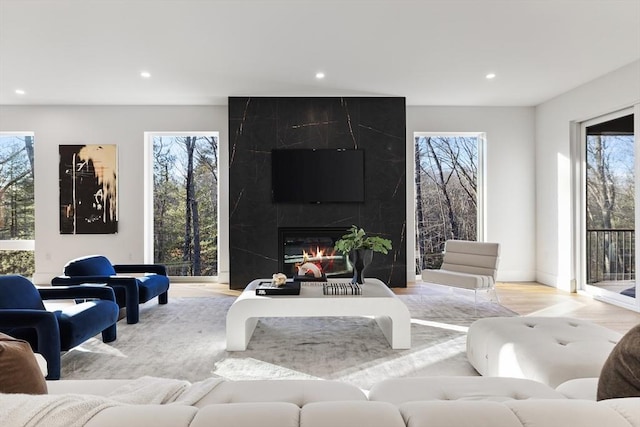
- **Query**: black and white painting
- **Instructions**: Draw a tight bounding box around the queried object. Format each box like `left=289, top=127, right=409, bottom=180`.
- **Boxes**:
left=59, top=144, right=118, bottom=234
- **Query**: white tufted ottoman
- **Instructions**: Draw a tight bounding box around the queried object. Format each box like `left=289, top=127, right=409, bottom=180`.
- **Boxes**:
left=466, top=317, right=622, bottom=387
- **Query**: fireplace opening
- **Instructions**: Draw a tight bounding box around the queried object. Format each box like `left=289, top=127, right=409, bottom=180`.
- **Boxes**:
left=278, top=227, right=352, bottom=279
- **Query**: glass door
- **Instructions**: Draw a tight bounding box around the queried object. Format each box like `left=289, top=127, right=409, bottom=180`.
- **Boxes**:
left=582, top=109, right=638, bottom=310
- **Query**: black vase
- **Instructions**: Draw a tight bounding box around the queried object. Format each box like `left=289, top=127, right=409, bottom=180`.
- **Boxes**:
left=349, top=249, right=374, bottom=284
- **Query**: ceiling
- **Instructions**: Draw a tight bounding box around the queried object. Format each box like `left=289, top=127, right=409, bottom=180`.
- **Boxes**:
left=1, top=0, right=639, bottom=107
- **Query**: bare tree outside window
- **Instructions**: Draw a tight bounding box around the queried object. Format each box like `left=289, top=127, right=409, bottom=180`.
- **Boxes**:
left=0, top=134, right=35, bottom=275
left=415, top=135, right=478, bottom=273
left=585, top=129, right=635, bottom=285
left=153, top=135, right=218, bottom=276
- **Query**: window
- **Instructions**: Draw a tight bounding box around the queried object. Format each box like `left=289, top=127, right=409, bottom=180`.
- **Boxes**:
left=0, top=133, right=35, bottom=276
left=149, top=133, right=219, bottom=277
left=414, top=133, right=483, bottom=273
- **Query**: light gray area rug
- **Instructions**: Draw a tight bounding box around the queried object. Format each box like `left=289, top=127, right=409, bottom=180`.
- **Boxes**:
left=61, top=286, right=516, bottom=390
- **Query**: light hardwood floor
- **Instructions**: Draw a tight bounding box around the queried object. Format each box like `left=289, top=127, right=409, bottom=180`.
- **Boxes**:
left=170, top=281, right=640, bottom=335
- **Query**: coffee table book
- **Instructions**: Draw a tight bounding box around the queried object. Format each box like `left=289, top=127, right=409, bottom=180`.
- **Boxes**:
left=255, top=280, right=301, bottom=295
left=323, top=282, right=362, bottom=295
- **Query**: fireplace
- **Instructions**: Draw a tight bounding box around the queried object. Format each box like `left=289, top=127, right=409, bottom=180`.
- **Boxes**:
left=278, top=227, right=352, bottom=279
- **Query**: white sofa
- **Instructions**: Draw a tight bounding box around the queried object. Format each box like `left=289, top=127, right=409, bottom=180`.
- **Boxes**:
left=2, top=376, right=634, bottom=427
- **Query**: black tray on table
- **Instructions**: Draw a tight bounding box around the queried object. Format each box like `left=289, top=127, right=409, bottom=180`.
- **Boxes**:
left=292, top=274, right=327, bottom=282
left=255, top=280, right=301, bottom=295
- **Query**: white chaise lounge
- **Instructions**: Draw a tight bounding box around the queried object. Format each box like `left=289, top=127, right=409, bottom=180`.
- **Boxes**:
left=421, top=239, right=501, bottom=302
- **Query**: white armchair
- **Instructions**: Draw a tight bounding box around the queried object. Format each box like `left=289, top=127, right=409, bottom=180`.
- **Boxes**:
left=421, top=240, right=501, bottom=303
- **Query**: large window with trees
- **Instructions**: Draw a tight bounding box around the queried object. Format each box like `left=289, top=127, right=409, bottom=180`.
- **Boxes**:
left=415, top=134, right=483, bottom=274
left=151, top=133, right=218, bottom=277
left=0, top=133, right=35, bottom=276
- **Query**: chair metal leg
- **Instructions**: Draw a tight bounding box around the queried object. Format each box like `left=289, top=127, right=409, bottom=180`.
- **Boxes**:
left=473, top=289, right=479, bottom=316
left=488, top=285, right=500, bottom=303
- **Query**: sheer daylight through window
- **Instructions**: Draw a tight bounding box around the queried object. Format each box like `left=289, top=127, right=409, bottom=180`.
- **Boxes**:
left=0, top=133, right=35, bottom=276
left=152, top=134, right=218, bottom=277
left=415, top=135, right=480, bottom=273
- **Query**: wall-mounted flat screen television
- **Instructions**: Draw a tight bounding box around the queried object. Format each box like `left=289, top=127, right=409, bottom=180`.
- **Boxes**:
left=272, top=149, right=365, bottom=203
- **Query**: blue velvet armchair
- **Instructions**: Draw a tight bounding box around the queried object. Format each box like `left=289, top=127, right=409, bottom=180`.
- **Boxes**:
left=51, top=255, right=170, bottom=324
left=0, top=275, right=119, bottom=380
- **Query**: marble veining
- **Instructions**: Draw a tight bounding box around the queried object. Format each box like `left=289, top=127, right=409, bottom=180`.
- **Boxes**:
left=341, top=98, right=357, bottom=149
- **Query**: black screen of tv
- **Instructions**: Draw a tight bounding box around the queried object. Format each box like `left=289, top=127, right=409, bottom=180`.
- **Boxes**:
left=272, top=149, right=365, bottom=203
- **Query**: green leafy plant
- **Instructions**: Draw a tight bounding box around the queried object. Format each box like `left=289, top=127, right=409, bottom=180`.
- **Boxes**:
left=334, top=225, right=392, bottom=255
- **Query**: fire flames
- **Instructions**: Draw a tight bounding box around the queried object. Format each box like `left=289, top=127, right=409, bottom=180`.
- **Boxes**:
left=295, top=246, right=337, bottom=276
left=302, top=247, right=326, bottom=262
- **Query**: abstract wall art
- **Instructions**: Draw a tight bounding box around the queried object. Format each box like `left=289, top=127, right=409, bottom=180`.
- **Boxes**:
left=59, top=144, right=118, bottom=234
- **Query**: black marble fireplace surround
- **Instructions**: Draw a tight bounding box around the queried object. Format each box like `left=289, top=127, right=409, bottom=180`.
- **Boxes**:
left=228, top=97, right=406, bottom=289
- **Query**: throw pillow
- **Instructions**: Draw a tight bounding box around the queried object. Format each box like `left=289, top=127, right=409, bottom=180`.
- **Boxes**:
left=0, top=332, right=48, bottom=394
left=597, top=323, right=640, bottom=400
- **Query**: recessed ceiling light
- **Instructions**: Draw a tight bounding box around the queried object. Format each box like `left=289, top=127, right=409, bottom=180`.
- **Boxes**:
left=486, top=73, right=496, bottom=79
left=140, top=71, right=151, bottom=79
left=15, top=89, right=25, bottom=95
left=315, top=72, right=325, bottom=79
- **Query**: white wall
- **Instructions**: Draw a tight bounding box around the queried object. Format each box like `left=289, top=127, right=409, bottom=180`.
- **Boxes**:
left=0, top=105, right=229, bottom=284
left=535, top=60, right=640, bottom=290
left=406, top=106, right=537, bottom=282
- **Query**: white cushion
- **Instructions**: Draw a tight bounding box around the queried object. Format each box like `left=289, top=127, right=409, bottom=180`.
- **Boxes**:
left=556, top=378, right=599, bottom=400
left=369, top=376, right=565, bottom=404
left=504, top=399, right=638, bottom=427
left=300, top=401, right=405, bottom=427
left=192, top=379, right=367, bottom=407
left=398, top=401, right=523, bottom=427
left=421, top=269, right=492, bottom=290
left=398, top=399, right=640, bottom=427
left=599, top=398, right=640, bottom=426
left=467, top=317, right=621, bottom=387
left=190, top=402, right=300, bottom=427
left=47, top=379, right=134, bottom=396
left=84, top=405, right=197, bottom=427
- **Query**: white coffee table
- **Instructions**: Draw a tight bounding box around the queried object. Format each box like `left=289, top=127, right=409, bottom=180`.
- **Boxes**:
left=226, top=278, right=411, bottom=351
